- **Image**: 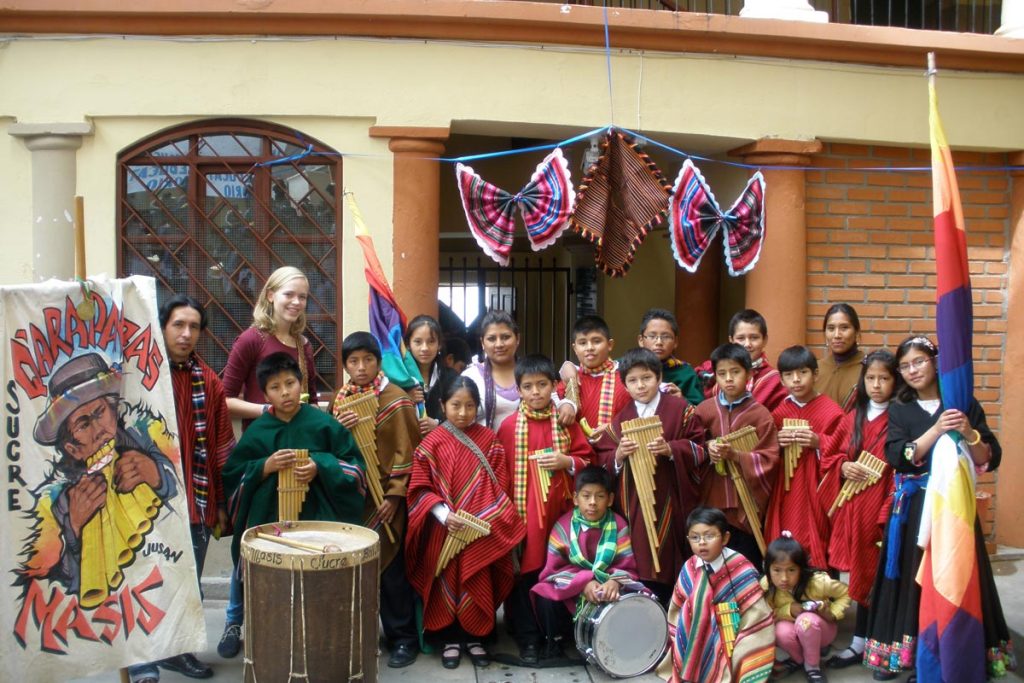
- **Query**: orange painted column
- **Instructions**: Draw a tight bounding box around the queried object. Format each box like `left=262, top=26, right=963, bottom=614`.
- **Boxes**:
left=675, top=239, right=721, bottom=365
left=995, top=154, right=1024, bottom=547
left=369, top=126, right=449, bottom=321
left=730, top=139, right=823, bottom=353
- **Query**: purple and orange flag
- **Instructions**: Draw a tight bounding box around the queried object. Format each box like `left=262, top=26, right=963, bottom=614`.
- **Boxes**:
left=346, top=192, right=424, bottom=394
left=915, top=57, right=985, bottom=683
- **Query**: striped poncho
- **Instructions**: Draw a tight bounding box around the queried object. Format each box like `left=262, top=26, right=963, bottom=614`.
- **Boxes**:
left=658, top=548, right=774, bottom=683
left=405, top=422, right=526, bottom=636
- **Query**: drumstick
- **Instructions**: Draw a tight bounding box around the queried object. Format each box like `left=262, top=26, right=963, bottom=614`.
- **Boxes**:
left=255, top=532, right=325, bottom=553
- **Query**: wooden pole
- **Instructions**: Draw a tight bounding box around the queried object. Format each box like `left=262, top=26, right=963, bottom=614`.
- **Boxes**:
left=74, top=196, right=86, bottom=279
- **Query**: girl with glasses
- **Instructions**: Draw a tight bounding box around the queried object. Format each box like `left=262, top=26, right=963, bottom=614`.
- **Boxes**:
left=863, top=335, right=1013, bottom=680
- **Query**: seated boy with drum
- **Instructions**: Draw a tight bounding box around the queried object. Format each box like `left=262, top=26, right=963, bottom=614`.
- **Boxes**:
left=658, top=506, right=775, bottom=683
left=531, top=465, right=639, bottom=660
left=224, top=352, right=367, bottom=578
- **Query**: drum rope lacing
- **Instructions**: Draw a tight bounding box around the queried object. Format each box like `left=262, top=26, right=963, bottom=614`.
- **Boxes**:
left=288, top=560, right=310, bottom=680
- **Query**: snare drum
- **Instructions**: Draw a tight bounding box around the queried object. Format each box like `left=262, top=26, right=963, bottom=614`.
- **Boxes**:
left=240, top=521, right=380, bottom=683
left=575, top=592, right=668, bottom=678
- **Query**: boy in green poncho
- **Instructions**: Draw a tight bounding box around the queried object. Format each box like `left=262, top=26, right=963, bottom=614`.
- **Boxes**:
left=637, top=308, right=704, bottom=406
left=224, top=351, right=367, bottom=566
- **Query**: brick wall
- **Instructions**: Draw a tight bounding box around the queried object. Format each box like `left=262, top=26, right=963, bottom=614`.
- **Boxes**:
left=804, top=142, right=1010, bottom=539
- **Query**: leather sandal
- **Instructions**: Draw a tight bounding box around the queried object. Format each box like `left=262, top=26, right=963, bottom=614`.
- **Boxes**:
left=465, top=642, right=490, bottom=667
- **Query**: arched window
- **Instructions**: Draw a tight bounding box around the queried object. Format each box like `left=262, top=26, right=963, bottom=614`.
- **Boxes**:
left=117, top=120, right=342, bottom=388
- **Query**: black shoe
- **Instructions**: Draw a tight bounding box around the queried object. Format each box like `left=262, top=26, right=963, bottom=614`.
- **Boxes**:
left=159, top=653, right=214, bottom=679
left=465, top=642, right=490, bottom=667
left=805, top=668, right=828, bottom=683
left=387, top=643, right=418, bottom=668
left=826, top=648, right=863, bottom=669
left=441, top=643, right=461, bottom=669
left=217, top=623, right=242, bottom=659
left=872, top=671, right=899, bottom=681
left=520, top=642, right=540, bottom=666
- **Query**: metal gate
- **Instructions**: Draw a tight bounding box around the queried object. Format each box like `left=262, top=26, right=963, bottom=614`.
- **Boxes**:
left=440, top=256, right=575, bottom=365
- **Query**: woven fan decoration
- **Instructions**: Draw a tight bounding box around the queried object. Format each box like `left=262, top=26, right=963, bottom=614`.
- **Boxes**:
left=668, top=159, right=766, bottom=276
left=569, top=128, right=672, bottom=277
left=455, top=148, right=575, bottom=267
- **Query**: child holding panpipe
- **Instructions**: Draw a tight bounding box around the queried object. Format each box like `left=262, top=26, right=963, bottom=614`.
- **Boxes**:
left=333, top=332, right=422, bottom=668
left=765, top=346, right=848, bottom=570
left=658, top=506, right=775, bottom=683
left=695, top=343, right=780, bottom=569
left=405, top=376, right=525, bottom=670
left=595, top=347, right=705, bottom=604
left=496, top=354, right=593, bottom=664
left=823, top=349, right=899, bottom=670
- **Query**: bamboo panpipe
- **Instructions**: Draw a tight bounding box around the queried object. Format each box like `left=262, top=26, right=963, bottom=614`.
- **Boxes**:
left=334, top=392, right=396, bottom=544
left=528, top=449, right=555, bottom=503
left=715, top=602, right=741, bottom=659
left=278, top=448, right=310, bottom=522
left=621, top=415, right=664, bottom=574
left=717, top=426, right=766, bottom=554
left=435, top=510, right=491, bottom=577
left=781, top=418, right=809, bottom=492
left=828, top=450, right=887, bottom=518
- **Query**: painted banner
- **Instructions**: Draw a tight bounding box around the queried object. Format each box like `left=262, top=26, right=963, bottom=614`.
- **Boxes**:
left=1, top=275, right=206, bottom=682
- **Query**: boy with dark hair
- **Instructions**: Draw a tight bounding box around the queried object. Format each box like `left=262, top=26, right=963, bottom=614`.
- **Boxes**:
left=637, top=308, right=705, bottom=406
left=332, top=331, right=423, bottom=668
left=596, top=347, right=704, bottom=604
left=658, top=506, right=775, bottom=683
left=727, top=309, right=788, bottom=412
left=223, top=350, right=367, bottom=591
left=558, top=315, right=631, bottom=442
left=764, top=345, right=848, bottom=570
left=695, top=343, right=779, bottom=568
left=531, top=465, right=638, bottom=658
left=497, top=354, right=594, bottom=664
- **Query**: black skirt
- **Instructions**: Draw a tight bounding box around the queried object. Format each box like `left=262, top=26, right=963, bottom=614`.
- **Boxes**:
left=864, top=487, right=1011, bottom=675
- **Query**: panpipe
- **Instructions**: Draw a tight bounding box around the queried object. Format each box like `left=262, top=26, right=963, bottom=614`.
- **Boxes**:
left=278, top=448, right=310, bottom=522
left=827, top=450, right=887, bottom=518
left=528, top=448, right=555, bottom=504
left=80, top=438, right=162, bottom=609
left=716, top=426, right=766, bottom=554
left=781, top=418, right=810, bottom=492
left=621, top=415, right=664, bottom=574
left=715, top=601, right=741, bottom=659
left=435, top=510, right=491, bottom=577
left=333, top=392, right=396, bottom=544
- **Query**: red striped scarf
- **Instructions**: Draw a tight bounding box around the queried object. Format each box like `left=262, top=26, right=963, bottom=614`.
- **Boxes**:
left=513, top=401, right=568, bottom=519
left=580, top=359, right=618, bottom=427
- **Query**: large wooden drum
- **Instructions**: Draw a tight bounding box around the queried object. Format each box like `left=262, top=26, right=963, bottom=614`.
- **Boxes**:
left=240, top=521, right=380, bottom=683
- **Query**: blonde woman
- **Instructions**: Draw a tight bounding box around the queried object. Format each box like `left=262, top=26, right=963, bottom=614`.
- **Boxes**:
left=217, top=266, right=318, bottom=659
left=222, top=266, right=318, bottom=424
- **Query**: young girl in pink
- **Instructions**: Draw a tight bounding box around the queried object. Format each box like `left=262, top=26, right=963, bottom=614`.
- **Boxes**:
left=760, top=535, right=850, bottom=683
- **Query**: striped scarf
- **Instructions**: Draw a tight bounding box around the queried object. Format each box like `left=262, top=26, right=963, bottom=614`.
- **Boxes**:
left=179, top=355, right=209, bottom=520
left=568, top=508, right=618, bottom=584
left=513, top=401, right=568, bottom=519
left=335, top=370, right=386, bottom=404
left=580, top=359, right=618, bottom=427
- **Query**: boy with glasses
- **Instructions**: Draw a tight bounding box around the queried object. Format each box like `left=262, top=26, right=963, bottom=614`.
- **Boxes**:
left=637, top=308, right=704, bottom=406
left=658, top=506, right=775, bottom=683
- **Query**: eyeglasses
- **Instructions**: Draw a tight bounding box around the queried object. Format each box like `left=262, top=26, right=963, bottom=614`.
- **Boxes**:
left=898, top=357, right=932, bottom=374
left=687, top=533, right=721, bottom=544
left=642, top=334, right=675, bottom=343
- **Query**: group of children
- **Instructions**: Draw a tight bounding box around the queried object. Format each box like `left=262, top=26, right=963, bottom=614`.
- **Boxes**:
left=223, top=295, right=1010, bottom=683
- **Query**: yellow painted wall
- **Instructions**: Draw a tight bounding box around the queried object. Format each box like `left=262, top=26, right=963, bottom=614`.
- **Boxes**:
left=2, top=34, right=1022, bottom=329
